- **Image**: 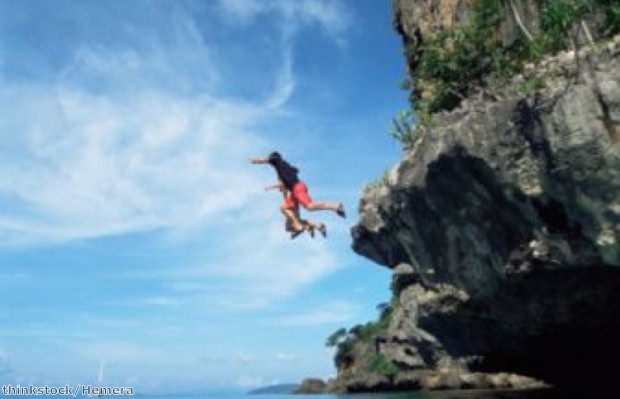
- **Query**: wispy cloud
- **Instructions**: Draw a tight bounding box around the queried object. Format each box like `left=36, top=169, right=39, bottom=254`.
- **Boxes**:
left=216, top=0, right=351, bottom=41
left=0, top=80, right=274, bottom=245
left=266, top=49, right=295, bottom=110
left=0, top=0, right=351, bottom=248
left=216, top=0, right=266, bottom=24
left=215, top=0, right=351, bottom=109
left=110, top=199, right=342, bottom=310
left=0, top=11, right=266, bottom=246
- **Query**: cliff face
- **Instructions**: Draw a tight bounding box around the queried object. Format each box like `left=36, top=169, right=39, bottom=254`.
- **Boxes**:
left=355, top=45, right=620, bottom=271
left=345, top=2, right=620, bottom=392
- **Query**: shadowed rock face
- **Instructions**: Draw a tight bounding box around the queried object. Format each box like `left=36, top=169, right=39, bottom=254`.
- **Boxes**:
left=351, top=43, right=620, bottom=391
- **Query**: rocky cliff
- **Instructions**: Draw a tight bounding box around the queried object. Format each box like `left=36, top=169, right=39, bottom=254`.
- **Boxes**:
left=393, top=0, right=607, bottom=72
left=339, top=0, right=620, bottom=394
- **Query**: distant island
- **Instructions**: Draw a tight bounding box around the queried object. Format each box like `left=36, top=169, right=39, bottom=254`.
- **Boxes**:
left=248, top=383, right=299, bottom=395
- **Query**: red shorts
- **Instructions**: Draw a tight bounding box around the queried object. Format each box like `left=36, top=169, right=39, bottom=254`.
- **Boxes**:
left=292, top=182, right=312, bottom=208
left=283, top=194, right=297, bottom=210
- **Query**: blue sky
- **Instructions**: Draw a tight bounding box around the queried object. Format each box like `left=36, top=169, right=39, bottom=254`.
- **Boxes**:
left=0, top=0, right=407, bottom=393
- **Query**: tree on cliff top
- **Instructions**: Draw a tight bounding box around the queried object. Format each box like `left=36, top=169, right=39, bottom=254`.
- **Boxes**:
left=325, top=327, right=347, bottom=348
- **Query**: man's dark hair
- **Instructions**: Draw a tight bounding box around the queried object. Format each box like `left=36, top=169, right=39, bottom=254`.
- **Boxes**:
left=268, top=151, right=282, bottom=161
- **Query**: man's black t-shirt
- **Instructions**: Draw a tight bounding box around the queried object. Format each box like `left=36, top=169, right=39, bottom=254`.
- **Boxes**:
left=268, top=155, right=300, bottom=190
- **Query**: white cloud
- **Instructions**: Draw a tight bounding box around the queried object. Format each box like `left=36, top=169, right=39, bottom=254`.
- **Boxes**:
left=0, top=83, right=268, bottom=245
left=0, top=0, right=351, bottom=249
left=207, top=213, right=341, bottom=307
left=218, top=0, right=350, bottom=32
left=293, top=0, right=351, bottom=41
left=216, top=0, right=266, bottom=23
left=60, top=6, right=220, bottom=94
left=131, top=244, right=340, bottom=312
left=266, top=50, right=295, bottom=110
left=214, top=0, right=351, bottom=113
left=115, top=199, right=342, bottom=310
left=0, top=5, right=257, bottom=246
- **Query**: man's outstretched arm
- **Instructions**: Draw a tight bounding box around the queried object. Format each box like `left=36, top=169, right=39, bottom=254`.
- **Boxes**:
left=249, top=157, right=269, bottom=164
left=265, top=182, right=285, bottom=191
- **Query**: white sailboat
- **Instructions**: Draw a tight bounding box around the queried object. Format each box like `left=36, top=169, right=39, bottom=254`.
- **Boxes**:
left=96, top=361, right=104, bottom=398
left=88, top=361, right=104, bottom=398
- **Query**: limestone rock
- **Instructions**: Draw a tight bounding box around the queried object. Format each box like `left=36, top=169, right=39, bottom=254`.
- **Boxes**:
left=294, top=378, right=327, bottom=394
left=351, top=40, right=620, bottom=392
left=344, top=373, right=392, bottom=393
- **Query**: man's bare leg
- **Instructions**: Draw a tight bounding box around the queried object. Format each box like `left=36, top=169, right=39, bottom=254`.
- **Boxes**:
left=280, top=206, right=304, bottom=232
left=303, top=201, right=346, bottom=218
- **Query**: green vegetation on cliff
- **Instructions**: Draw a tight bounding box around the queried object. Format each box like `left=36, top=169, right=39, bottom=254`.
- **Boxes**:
left=390, top=0, right=620, bottom=150
left=326, top=301, right=395, bottom=371
left=369, top=353, right=400, bottom=377
left=416, top=0, right=620, bottom=110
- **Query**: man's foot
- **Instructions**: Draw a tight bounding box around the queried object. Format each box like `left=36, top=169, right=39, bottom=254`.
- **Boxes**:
left=318, top=223, right=327, bottom=238
left=336, top=203, right=346, bottom=218
left=290, top=222, right=306, bottom=239
left=290, top=228, right=304, bottom=239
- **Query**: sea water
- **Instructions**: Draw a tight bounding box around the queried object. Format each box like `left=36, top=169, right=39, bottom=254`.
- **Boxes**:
left=16, top=389, right=617, bottom=399
left=112, top=390, right=611, bottom=399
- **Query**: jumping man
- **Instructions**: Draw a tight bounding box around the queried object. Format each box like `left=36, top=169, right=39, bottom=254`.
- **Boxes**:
left=250, top=152, right=346, bottom=234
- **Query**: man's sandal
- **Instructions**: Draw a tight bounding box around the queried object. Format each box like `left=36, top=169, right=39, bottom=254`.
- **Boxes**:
left=290, top=228, right=304, bottom=239
left=307, top=225, right=316, bottom=238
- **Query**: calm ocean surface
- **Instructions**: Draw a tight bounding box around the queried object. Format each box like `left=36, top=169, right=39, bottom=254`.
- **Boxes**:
left=18, top=390, right=618, bottom=399
left=117, top=390, right=613, bottom=399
